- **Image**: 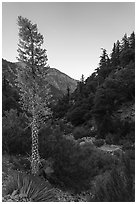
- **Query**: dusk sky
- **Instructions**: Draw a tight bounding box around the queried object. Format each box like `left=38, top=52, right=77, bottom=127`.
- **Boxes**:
left=2, top=2, right=135, bottom=80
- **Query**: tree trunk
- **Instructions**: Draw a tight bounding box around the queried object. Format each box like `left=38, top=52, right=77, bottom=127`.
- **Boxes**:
left=31, top=116, right=40, bottom=175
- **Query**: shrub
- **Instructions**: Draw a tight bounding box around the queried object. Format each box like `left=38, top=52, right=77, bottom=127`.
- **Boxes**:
left=105, top=133, right=114, bottom=145
left=2, top=109, right=31, bottom=155
left=51, top=131, right=116, bottom=193
left=126, top=131, right=135, bottom=143
left=93, top=139, right=104, bottom=147
left=38, top=125, right=116, bottom=192
left=38, top=119, right=74, bottom=159
left=89, top=155, right=135, bottom=202
left=55, top=119, right=73, bottom=134
left=38, top=123, right=55, bottom=159
left=67, top=106, right=87, bottom=126
left=9, top=155, right=31, bottom=172
left=90, top=169, right=127, bottom=202
left=3, top=171, right=58, bottom=202
left=105, top=132, right=120, bottom=145
left=122, top=141, right=134, bottom=151
left=53, top=142, right=96, bottom=192
left=90, top=147, right=119, bottom=173
left=122, top=149, right=135, bottom=175
left=73, top=126, right=88, bottom=140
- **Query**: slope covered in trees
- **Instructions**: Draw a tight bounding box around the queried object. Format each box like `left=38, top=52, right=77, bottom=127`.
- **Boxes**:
left=53, top=32, right=135, bottom=144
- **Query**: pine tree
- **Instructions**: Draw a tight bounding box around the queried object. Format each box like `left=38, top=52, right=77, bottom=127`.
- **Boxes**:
left=129, top=32, right=135, bottom=49
left=121, top=33, right=129, bottom=50
left=96, top=49, right=110, bottom=85
left=67, top=86, right=70, bottom=98
left=78, top=74, right=85, bottom=96
left=80, top=74, right=85, bottom=83
left=16, top=16, right=52, bottom=175
left=120, top=33, right=135, bottom=67
left=115, top=40, right=121, bottom=63
left=99, top=48, right=109, bottom=68
left=111, top=40, right=121, bottom=67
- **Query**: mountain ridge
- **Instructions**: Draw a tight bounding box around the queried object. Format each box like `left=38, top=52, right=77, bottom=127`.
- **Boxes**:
left=2, top=58, right=78, bottom=98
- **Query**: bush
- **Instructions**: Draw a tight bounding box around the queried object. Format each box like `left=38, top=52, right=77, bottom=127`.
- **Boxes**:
left=8, top=155, right=31, bottom=172
left=89, top=155, right=135, bottom=202
left=93, top=139, right=104, bottom=147
left=39, top=120, right=74, bottom=159
left=38, top=125, right=116, bottom=192
left=2, top=109, right=31, bottom=155
left=67, top=106, right=87, bottom=126
left=3, top=171, right=58, bottom=202
left=55, top=119, right=73, bottom=134
left=105, top=133, right=114, bottom=145
left=92, top=149, right=118, bottom=172
left=73, top=126, right=88, bottom=140
left=38, top=123, right=55, bottom=159
left=122, top=141, right=134, bottom=151
left=125, top=131, right=135, bottom=143
left=123, top=149, right=135, bottom=175
left=50, top=130, right=116, bottom=192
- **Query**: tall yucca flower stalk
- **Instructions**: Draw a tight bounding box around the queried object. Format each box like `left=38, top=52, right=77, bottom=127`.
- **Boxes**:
left=16, top=16, right=52, bottom=175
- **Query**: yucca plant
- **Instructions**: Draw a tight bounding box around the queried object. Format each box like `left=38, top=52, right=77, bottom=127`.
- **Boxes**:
left=3, top=171, right=58, bottom=202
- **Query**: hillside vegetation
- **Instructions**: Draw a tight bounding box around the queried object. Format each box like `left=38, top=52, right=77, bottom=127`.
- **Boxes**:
left=53, top=32, right=135, bottom=144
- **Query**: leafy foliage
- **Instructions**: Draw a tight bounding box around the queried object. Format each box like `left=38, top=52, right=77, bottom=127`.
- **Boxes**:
left=2, top=109, right=31, bottom=155
left=52, top=94, right=71, bottom=119
left=50, top=130, right=116, bottom=192
left=90, top=153, right=135, bottom=202
left=72, top=126, right=90, bottom=140
left=8, top=155, right=31, bottom=172
left=93, top=139, right=104, bottom=147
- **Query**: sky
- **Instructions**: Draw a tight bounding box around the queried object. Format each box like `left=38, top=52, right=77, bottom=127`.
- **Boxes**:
left=2, top=2, right=135, bottom=80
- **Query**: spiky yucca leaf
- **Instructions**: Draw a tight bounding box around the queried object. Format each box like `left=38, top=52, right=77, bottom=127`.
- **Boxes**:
left=3, top=171, right=58, bottom=202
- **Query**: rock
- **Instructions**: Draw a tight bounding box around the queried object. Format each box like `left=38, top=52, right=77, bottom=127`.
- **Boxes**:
left=79, top=141, right=85, bottom=146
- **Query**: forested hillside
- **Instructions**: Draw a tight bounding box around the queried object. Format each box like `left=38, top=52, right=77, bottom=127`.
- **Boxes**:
left=2, top=21, right=135, bottom=202
left=53, top=32, right=135, bottom=144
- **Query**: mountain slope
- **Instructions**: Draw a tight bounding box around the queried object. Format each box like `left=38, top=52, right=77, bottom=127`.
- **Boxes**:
left=46, top=68, right=78, bottom=94
left=2, top=59, right=78, bottom=98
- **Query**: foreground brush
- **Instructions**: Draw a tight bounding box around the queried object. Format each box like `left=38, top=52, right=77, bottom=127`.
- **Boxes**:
left=2, top=171, right=58, bottom=202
